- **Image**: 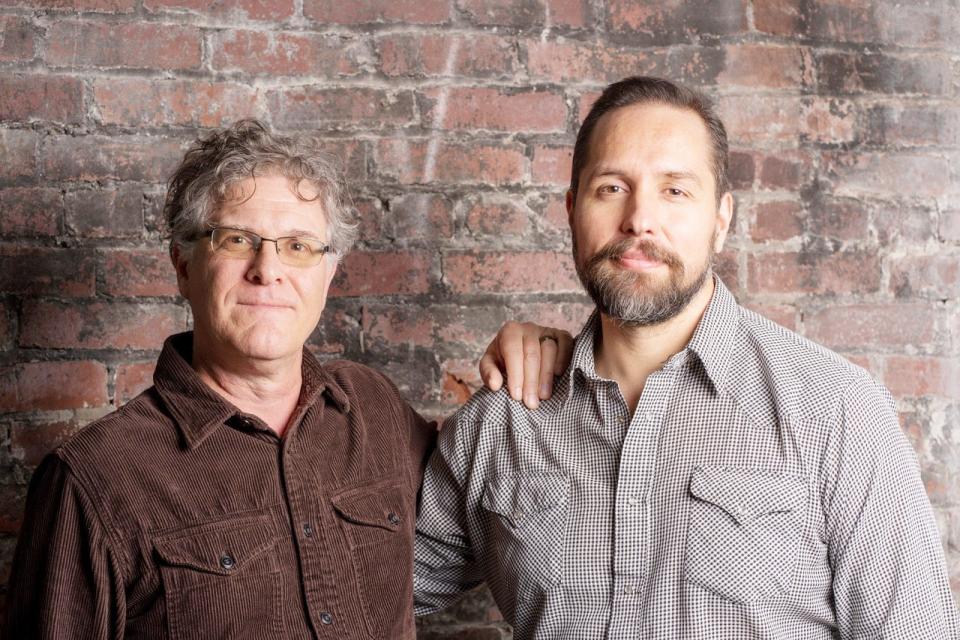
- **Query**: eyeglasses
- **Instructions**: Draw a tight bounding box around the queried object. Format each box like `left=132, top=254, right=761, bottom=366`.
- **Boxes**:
left=201, top=226, right=333, bottom=267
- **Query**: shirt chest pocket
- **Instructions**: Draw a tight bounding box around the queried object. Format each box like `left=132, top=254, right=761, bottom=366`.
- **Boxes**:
left=481, top=473, right=569, bottom=601
left=684, top=466, right=807, bottom=604
left=331, top=482, right=413, bottom=640
left=152, top=515, right=282, bottom=640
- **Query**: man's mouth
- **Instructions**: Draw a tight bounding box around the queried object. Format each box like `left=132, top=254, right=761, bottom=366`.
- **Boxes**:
left=618, top=249, right=664, bottom=270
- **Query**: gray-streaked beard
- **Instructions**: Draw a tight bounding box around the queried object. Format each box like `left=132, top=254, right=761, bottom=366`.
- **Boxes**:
left=574, top=236, right=713, bottom=328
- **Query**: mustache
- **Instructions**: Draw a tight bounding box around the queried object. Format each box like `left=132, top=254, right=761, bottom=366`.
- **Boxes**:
left=587, top=238, right=683, bottom=271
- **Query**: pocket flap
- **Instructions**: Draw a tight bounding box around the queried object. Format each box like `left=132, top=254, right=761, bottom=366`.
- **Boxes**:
left=153, top=515, right=275, bottom=575
left=482, top=474, right=568, bottom=528
left=331, top=483, right=406, bottom=532
left=689, top=466, right=806, bottom=526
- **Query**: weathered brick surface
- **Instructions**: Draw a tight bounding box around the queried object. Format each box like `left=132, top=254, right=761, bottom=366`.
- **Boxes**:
left=1, top=0, right=958, bottom=628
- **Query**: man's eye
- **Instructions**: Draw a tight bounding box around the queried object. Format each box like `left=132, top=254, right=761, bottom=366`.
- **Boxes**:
left=225, top=233, right=250, bottom=244
left=289, top=241, right=308, bottom=253
left=599, top=185, right=624, bottom=194
left=666, top=187, right=686, bottom=197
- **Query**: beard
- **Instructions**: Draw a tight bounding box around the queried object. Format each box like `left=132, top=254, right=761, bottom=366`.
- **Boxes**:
left=574, top=235, right=714, bottom=328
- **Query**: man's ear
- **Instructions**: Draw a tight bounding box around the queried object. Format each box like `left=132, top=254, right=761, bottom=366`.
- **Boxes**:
left=713, top=192, right=734, bottom=253
left=170, top=244, right=191, bottom=299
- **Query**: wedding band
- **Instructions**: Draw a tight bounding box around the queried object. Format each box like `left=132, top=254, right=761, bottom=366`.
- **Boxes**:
left=539, top=334, right=558, bottom=344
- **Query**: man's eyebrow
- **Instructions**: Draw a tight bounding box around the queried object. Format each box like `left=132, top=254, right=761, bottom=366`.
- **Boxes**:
left=663, top=170, right=702, bottom=186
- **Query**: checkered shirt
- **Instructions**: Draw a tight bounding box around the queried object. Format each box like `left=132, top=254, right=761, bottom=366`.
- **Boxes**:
left=414, top=277, right=960, bottom=639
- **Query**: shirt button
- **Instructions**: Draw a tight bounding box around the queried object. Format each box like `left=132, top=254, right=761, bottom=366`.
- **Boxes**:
left=320, top=612, right=334, bottom=625
left=644, top=411, right=654, bottom=423
left=623, top=584, right=636, bottom=595
left=627, top=495, right=642, bottom=506
left=303, top=522, right=313, bottom=537
left=616, top=415, right=626, bottom=425
left=387, top=512, right=401, bottom=525
left=219, top=554, right=236, bottom=570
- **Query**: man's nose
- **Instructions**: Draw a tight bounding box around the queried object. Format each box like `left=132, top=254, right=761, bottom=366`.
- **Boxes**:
left=245, top=239, right=284, bottom=283
left=620, top=190, right=658, bottom=236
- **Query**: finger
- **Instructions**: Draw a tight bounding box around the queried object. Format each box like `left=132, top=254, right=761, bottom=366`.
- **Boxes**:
left=479, top=352, right=504, bottom=391
left=537, top=336, right=558, bottom=400
left=499, top=323, right=525, bottom=402
left=521, top=333, right=541, bottom=409
left=553, top=330, right=574, bottom=375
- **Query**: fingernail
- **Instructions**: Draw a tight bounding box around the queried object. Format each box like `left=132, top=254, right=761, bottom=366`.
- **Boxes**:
left=525, top=393, right=539, bottom=408
left=510, top=386, right=521, bottom=400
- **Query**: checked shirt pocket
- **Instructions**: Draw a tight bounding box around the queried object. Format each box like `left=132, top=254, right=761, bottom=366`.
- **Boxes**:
left=684, top=466, right=807, bottom=604
left=481, top=473, right=569, bottom=599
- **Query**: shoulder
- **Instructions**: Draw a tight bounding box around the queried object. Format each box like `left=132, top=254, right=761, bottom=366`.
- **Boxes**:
left=731, top=306, right=881, bottom=422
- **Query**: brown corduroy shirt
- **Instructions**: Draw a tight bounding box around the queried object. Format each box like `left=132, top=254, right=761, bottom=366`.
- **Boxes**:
left=5, top=332, right=437, bottom=639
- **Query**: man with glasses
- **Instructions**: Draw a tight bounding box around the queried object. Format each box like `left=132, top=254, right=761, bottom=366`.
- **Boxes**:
left=4, top=120, right=567, bottom=639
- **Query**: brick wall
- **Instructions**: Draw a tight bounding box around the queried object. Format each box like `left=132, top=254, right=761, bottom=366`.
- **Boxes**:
left=0, top=0, right=957, bottom=634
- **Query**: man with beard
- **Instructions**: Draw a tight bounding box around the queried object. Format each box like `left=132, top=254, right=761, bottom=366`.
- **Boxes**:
left=412, top=77, right=959, bottom=638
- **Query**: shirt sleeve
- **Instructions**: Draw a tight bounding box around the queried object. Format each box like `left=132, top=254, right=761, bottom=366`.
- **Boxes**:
left=413, top=413, right=484, bottom=615
left=821, top=376, right=960, bottom=639
left=4, top=454, right=127, bottom=640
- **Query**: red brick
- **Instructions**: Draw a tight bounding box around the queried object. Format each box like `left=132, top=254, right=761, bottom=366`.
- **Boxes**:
left=443, top=251, right=579, bottom=294
left=864, top=104, right=960, bottom=147
left=0, top=484, right=28, bottom=533
left=101, top=249, right=178, bottom=297
left=9, top=420, right=86, bottom=468
left=890, top=254, right=960, bottom=300
left=807, top=196, right=869, bottom=242
left=747, top=250, right=881, bottom=296
left=538, top=194, right=570, bottom=233
left=144, top=0, right=293, bottom=20
left=718, top=96, right=802, bottom=144
left=0, top=361, right=107, bottom=411
left=65, top=186, right=143, bottom=238
left=727, top=151, right=755, bottom=190
left=753, top=0, right=803, bottom=35
left=0, top=303, right=14, bottom=351
left=441, top=357, right=481, bottom=406
left=531, top=145, right=572, bottom=187
left=378, top=33, right=517, bottom=78
left=815, top=51, right=952, bottom=96
left=803, top=0, right=957, bottom=47
left=384, top=193, right=453, bottom=241
left=465, top=197, right=531, bottom=237
left=756, top=150, right=814, bottom=191
left=577, top=90, right=602, bottom=124
left=115, top=360, right=156, bottom=405
left=329, top=251, right=431, bottom=297
left=507, top=301, right=594, bottom=334
left=718, top=44, right=809, bottom=89
left=943, top=210, right=960, bottom=244
left=433, top=304, right=508, bottom=349
left=0, top=74, right=83, bottom=123
left=211, top=30, right=368, bottom=76
left=303, top=0, right=449, bottom=24
left=361, top=305, right=434, bottom=349
left=744, top=303, right=798, bottom=331
left=714, top=251, right=740, bottom=291
left=804, top=303, right=940, bottom=351
left=545, top=0, right=589, bottom=27
left=46, top=21, right=200, bottom=70
left=525, top=40, right=723, bottom=85
left=94, top=78, right=258, bottom=127
left=750, top=200, right=803, bottom=242
left=267, top=87, right=414, bottom=130
left=821, top=151, right=950, bottom=198
left=0, top=247, right=95, bottom=297
left=312, top=139, right=367, bottom=183
left=0, top=16, right=35, bottom=63
left=606, top=0, right=747, bottom=44
left=0, top=187, right=61, bottom=236
left=456, top=0, right=545, bottom=27
left=43, top=134, right=184, bottom=182
left=421, top=87, right=566, bottom=133
left=0, top=129, right=37, bottom=180
left=351, top=197, right=383, bottom=241
left=875, top=202, right=938, bottom=245
left=376, top=139, right=527, bottom=186
left=800, top=97, right=858, bottom=144
left=883, top=356, right=958, bottom=399
left=19, top=301, right=186, bottom=350
left=0, top=0, right=134, bottom=8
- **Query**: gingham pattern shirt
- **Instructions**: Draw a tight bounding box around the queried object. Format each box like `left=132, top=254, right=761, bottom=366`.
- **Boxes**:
left=414, top=277, right=960, bottom=639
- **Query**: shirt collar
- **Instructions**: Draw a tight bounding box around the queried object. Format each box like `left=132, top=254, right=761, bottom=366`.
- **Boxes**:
left=153, top=332, right=350, bottom=450
left=562, top=273, right=739, bottom=406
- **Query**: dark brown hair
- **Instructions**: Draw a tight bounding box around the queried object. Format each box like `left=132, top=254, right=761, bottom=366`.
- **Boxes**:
left=570, top=76, right=730, bottom=203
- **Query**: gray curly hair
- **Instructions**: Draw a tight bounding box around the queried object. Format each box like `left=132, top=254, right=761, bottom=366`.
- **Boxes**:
left=165, top=119, right=358, bottom=259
